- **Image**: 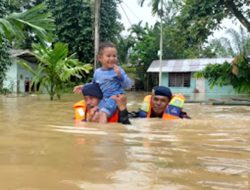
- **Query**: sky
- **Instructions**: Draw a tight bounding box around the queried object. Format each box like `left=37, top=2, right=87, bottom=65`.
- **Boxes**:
left=117, top=0, right=244, bottom=40
left=117, top=0, right=157, bottom=35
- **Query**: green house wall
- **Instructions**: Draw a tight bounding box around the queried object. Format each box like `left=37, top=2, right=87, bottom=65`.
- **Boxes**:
left=161, top=72, right=236, bottom=100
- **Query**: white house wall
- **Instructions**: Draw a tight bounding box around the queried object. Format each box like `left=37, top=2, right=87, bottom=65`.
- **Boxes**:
left=3, top=61, right=18, bottom=92
left=195, top=78, right=206, bottom=93
left=3, top=59, right=37, bottom=93
left=17, top=61, right=37, bottom=93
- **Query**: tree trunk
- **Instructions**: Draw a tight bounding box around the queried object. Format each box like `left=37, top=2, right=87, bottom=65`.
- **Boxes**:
left=94, top=0, right=101, bottom=70
left=224, top=0, right=250, bottom=33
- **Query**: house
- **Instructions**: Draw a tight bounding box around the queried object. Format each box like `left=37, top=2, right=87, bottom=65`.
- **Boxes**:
left=3, top=49, right=37, bottom=93
left=147, top=58, right=236, bottom=98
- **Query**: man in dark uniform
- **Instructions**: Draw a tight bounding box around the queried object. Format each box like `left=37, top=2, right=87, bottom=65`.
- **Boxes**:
left=130, top=86, right=191, bottom=119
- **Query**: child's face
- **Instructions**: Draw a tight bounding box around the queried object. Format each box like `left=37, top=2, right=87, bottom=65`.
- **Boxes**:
left=98, top=47, right=117, bottom=69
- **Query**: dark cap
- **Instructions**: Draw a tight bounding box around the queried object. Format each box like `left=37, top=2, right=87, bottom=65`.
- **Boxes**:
left=82, top=83, right=103, bottom=99
left=152, top=86, right=172, bottom=100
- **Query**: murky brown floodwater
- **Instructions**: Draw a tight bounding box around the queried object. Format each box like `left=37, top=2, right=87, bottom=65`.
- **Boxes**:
left=0, top=92, right=249, bottom=190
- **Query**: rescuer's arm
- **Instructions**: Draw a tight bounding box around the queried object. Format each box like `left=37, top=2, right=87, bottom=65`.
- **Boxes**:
left=180, top=110, right=191, bottom=119
left=111, top=94, right=131, bottom=124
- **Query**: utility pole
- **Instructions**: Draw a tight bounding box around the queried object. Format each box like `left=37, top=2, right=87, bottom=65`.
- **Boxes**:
left=94, top=0, right=101, bottom=70
left=159, top=0, right=163, bottom=85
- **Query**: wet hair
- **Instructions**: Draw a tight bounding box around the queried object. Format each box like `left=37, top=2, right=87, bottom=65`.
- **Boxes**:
left=98, top=42, right=117, bottom=55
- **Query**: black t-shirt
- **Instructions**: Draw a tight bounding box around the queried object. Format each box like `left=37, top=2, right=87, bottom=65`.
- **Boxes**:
left=150, top=110, right=163, bottom=118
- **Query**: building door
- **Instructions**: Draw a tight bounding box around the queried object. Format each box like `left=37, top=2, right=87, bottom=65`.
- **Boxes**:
left=195, top=78, right=205, bottom=93
left=24, top=80, right=30, bottom=92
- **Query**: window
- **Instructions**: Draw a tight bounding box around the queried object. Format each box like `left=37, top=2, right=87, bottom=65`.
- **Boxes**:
left=169, top=72, right=191, bottom=87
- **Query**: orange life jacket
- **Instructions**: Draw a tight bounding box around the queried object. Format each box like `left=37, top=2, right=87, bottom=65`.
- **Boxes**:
left=140, top=94, right=185, bottom=119
left=140, top=95, right=153, bottom=118
left=73, top=100, right=87, bottom=121
left=73, top=100, right=119, bottom=123
left=162, top=94, right=185, bottom=119
left=107, top=110, right=119, bottom=123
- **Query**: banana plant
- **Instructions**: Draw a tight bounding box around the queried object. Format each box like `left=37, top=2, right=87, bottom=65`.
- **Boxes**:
left=0, top=3, right=54, bottom=43
left=20, top=42, right=92, bottom=100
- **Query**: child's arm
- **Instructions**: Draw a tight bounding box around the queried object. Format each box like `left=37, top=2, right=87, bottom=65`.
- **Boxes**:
left=74, top=70, right=98, bottom=94
left=73, top=85, right=84, bottom=94
left=117, top=67, right=132, bottom=89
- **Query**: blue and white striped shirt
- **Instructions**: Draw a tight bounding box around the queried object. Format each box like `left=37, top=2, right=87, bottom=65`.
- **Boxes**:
left=93, top=66, right=132, bottom=98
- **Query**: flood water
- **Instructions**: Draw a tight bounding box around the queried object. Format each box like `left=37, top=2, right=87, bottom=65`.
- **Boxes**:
left=0, top=92, right=249, bottom=190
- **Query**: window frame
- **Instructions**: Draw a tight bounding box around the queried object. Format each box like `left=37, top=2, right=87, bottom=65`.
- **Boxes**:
left=168, top=72, right=191, bottom=87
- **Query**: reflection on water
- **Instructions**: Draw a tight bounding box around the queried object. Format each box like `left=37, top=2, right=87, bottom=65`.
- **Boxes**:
left=0, top=92, right=250, bottom=190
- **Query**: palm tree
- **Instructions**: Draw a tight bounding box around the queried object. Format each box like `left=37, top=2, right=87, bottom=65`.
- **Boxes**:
left=225, top=26, right=250, bottom=56
left=138, top=0, right=163, bottom=15
left=19, top=42, right=92, bottom=100
left=212, top=26, right=250, bottom=57
left=0, top=3, right=54, bottom=43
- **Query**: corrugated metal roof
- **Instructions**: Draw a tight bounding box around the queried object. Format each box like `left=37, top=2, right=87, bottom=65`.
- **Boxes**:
left=147, top=58, right=234, bottom=72
left=9, top=49, right=37, bottom=63
left=9, top=49, right=32, bottom=58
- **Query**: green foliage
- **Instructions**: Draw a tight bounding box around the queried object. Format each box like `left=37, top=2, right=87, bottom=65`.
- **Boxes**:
left=137, top=0, right=204, bottom=59
left=19, top=42, right=92, bottom=100
left=225, top=27, right=250, bottom=56
left=194, top=55, right=250, bottom=94
left=5, top=0, right=44, bottom=12
left=0, top=86, right=10, bottom=94
left=122, top=65, right=136, bottom=74
left=231, top=55, right=250, bottom=94
left=48, top=0, right=122, bottom=65
left=4, top=0, right=50, bottom=49
left=99, top=0, right=123, bottom=43
left=0, top=2, right=54, bottom=89
left=127, top=15, right=201, bottom=88
left=138, top=0, right=168, bottom=16
left=116, top=36, right=135, bottom=64
left=0, top=39, right=11, bottom=86
left=0, top=1, right=11, bottom=87
left=175, top=0, right=250, bottom=47
left=48, top=0, right=93, bottom=63
left=174, top=0, right=224, bottom=51
left=202, top=39, right=234, bottom=58
left=203, top=26, right=250, bottom=58
left=0, top=3, right=54, bottom=43
left=137, top=1, right=249, bottom=60
left=0, top=0, right=7, bottom=16
left=128, top=23, right=159, bottom=87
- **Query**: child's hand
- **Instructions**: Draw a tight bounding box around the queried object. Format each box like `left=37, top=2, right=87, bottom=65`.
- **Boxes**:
left=73, top=85, right=83, bottom=94
left=113, top=64, right=121, bottom=77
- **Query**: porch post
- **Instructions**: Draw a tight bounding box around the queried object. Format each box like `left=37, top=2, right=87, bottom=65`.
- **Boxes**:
left=159, top=0, right=163, bottom=85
